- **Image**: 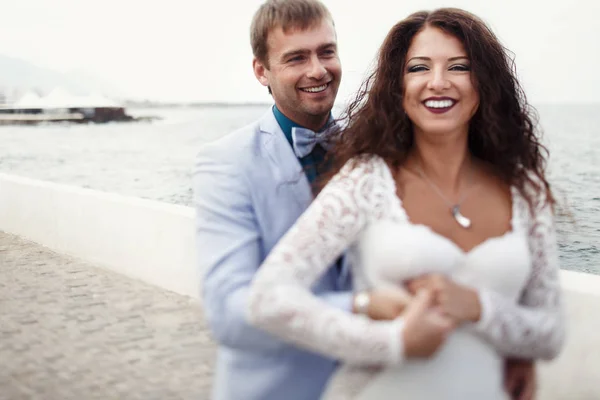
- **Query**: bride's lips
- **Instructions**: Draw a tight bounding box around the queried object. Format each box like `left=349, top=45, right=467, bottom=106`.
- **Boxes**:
left=422, top=96, right=457, bottom=114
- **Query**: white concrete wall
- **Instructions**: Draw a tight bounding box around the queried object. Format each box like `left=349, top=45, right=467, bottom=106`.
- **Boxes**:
left=0, top=172, right=599, bottom=398
left=538, top=283, right=600, bottom=399
left=0, top=173, right=199, bottom=298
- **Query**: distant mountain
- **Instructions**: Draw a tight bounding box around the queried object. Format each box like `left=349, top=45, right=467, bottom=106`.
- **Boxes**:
left=0, top=54, right=124, bottom=98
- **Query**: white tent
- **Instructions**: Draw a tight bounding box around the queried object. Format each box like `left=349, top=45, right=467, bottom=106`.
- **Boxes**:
left=5, top=87, right=124, bottom=110
left=14, top=91, right=43, bottom=108
left=41, top=87, right=83, bottom=108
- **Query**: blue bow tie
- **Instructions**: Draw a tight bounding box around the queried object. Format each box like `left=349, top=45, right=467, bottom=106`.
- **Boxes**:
left=291, top=125, right=337, bottom=158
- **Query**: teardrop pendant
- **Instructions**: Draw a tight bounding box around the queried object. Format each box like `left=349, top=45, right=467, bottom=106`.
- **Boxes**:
left=452, top=205, right=472, bottom=229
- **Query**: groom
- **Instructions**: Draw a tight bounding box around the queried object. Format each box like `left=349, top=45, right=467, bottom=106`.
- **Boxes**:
left=193, top=2, right=410, bottom=399
left=193, top=1, right=535, bottom=399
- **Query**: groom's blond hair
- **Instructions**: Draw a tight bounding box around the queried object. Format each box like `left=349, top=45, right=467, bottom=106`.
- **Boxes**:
left=250, top=0, right=334, bottom=69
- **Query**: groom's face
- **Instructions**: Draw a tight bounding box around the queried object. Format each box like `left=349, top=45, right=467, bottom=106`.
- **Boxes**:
left=254, top=18, right=341, bottom=129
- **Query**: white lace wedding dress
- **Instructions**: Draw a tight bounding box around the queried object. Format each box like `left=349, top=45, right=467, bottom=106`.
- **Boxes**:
left=247, top=155, right=564, bottom=400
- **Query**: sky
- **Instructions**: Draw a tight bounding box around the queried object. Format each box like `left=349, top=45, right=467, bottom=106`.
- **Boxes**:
left=1, top=0, right=599, bottom=104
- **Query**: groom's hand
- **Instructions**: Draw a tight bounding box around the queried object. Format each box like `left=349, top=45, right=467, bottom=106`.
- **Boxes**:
left=353, top=287, right=411, bottom=320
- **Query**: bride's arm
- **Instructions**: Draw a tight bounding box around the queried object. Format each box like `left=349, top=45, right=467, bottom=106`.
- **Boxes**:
left=247, top=157, right=404, bottom=366
left=472, top=192, right=565, bottom=360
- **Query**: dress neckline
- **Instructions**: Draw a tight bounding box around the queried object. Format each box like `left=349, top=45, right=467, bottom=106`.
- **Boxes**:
left=376, top=156, right=522, bottom=256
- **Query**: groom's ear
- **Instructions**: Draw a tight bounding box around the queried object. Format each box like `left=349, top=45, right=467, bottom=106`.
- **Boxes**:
left=253, top=57, right=269, bottom=88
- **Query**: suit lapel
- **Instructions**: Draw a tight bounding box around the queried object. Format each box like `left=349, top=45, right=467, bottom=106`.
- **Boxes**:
left=258, top=110, right=351, bottom=285
left=259, top=110, right=313, bottom=213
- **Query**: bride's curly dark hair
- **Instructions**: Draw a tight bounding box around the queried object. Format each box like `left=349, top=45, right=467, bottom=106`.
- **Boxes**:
left=323, top=8, right=553, bottom=212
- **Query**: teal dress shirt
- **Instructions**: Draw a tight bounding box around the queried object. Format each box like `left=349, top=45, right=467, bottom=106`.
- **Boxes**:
left=272, top=105, right=331, bottom=186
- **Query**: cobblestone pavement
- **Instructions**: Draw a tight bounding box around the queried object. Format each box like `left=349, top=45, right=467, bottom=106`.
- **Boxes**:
left=0, top=232, right=217, bottom=400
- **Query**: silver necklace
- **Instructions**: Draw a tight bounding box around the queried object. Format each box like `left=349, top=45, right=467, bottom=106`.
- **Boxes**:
left=414, top=163, right=474, bottom=229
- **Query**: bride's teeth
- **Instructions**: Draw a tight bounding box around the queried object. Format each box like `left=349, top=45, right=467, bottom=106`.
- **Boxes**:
left=425, top=99, right=454, bottom=108
left=302, top=84, right=328, bottom=93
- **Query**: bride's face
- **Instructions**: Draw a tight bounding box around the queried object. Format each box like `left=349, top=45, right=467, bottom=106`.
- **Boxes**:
left=402, top=26, right=479, bottom=139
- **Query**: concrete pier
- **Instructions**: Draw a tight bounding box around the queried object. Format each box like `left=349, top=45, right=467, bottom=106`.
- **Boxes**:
left=0, top=232, right=216, bottom=400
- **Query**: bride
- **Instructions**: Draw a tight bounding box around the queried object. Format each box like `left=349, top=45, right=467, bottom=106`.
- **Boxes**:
left=247, top=8, right=565, bottom=399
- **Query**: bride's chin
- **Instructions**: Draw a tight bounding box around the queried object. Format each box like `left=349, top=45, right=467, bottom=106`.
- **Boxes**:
left=413, top=125, right=469, bottom=139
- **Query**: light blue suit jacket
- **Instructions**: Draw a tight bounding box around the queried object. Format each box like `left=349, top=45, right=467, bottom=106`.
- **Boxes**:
left=193, top=108, right=352, bottom=400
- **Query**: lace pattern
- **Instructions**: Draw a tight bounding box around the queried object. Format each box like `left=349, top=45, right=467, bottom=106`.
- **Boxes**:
left=473, top=179, right=565, bottom=359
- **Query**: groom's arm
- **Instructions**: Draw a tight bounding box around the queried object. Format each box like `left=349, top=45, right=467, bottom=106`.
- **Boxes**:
left=193, top=148, right=352, bottom=352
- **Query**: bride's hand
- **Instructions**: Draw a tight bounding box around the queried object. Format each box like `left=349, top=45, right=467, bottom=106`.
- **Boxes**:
left=402, top=289, right=455, bottom=358
left=406, top=274, right=482, bottom=324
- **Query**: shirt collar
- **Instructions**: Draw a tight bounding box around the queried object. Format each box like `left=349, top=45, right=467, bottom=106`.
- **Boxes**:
left=272, top=105, right=335, bottom=148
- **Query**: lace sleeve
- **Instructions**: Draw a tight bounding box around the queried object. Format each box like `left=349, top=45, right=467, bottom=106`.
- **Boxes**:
left=472, top=190, right=565, bottom=360
left=247, top=156, right=404, bottom=367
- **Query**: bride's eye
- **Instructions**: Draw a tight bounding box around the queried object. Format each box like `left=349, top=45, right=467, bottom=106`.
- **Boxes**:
left=449, top=64, right=470, bottom=72
left=407, top=65, right=429, bottom=73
